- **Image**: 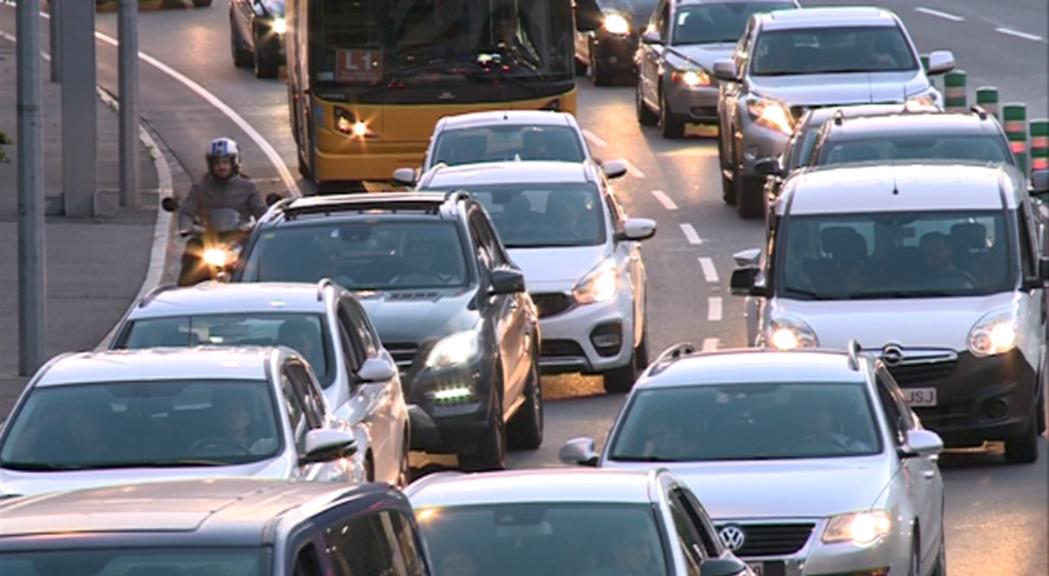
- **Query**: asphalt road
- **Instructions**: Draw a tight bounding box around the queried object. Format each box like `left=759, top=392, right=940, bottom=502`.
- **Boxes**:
left=1, top=1, right=1046, bottom=574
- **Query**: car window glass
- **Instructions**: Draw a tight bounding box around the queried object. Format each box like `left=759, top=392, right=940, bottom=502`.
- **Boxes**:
left=287, top=363, right=324, bottom=429
left=820, top=135, right=1012, bottom=166
left=462, top=183, right=607, bottom=249
left=751, top=26, right=917, bottom=75
left=432, top=125, right=585, bottom=166
left=679, top=489, right=722, bottom=558
left=293, top=543, right=323, bottom=576
left=468, top=211, right=494, bottom=273
left=476, top=210, right=509, bottom=267
left=877, top=368, right=916, bottom=431
left=875, top=370, right=907, bottom=444
left=322, top=511, right=407, bottom=576
left=336, top=307, right=364, bottom=373
left=1018, top=204, right=1037, bottom=278
left=667, top=491, right=705, bottom=574
left=389, top=511, right=429, bottom=576
left=344, top=299, right=378, bottom=357
left=672, top=2, right=794, bottom=45
left=281, top=370, right=308, bottom=445
left=338, top=303, right=370, bottom=365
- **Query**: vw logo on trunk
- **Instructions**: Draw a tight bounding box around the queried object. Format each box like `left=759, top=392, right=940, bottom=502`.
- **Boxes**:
left=881, top=344, right=905, bottom=367
left=718, top=525, right=746, bottom=552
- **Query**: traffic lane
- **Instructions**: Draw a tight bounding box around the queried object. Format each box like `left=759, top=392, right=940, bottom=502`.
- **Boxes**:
left=811, top=0, right=1048, bottom=115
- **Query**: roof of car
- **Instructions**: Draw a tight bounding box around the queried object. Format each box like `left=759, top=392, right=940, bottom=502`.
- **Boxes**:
left=779, top=164, right=1021, bottom=215
left=0, top=480, right=396, bottom=547
left=760, top=7, right=897, bottom=30
left=437, top=110, right=576, bottom=131
left=678, top=0, right=793, bottom=6
left=262, top=191, right=468, bottom=225
left=820, top=112, right=1004, bottom=139
left=639, top=349, right=868, bottom=388
left=35, top=347, right=275, bottom=387
left=799, top=104, right=912, bottom=129
left=405, top=469, right=660, bottom=508
left=130, top=282, right=331, bottom=319
left=422, top=161, right=597, bottom=188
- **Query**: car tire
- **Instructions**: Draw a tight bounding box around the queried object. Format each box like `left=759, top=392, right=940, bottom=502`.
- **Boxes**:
left=908, top=537, right=920, bottom=576
left=603, top=330, right=642, bottom=394
left=736, top=174, right=764, bottom=219
left=636, top=328, right=649, bottom=371
left=636, top=81, right=658, bottom=127
left=1004, top=411, right=1039, bottom=464
left=930, top=530, right=947, bottom=576
left=397, top=430, right=411, bottom=487
left=718, top=132, right=735, bottom=205
left=253, top=26, right=280, bottom=79
left=507, top=355, right=543, bottom=450
left=575, top=57, right=589, bottom=76
left=659, top=90, right=685, bottom=139
left=230, top=20, right=253, bottom=68
left=459, top=384, right=507, bottom=471
left=591, top=46, right=611, bottom=86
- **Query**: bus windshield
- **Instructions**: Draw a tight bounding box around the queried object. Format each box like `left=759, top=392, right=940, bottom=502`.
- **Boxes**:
left=311, top=0, right=573, bottom=88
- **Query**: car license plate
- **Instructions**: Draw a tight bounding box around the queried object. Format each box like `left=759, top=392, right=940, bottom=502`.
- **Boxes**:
left=746, top=562, right=765, bottom=576
left=904, top=387, right=938, bottom=407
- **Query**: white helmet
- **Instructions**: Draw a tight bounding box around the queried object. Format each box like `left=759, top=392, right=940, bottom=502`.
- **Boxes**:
left=206, top=137, right=241, bottom=179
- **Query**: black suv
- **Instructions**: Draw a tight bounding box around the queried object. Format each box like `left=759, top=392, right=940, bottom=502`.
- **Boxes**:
left=575, top=0, right=659, bottom=85
left=234, top=192, right=543, bottom=471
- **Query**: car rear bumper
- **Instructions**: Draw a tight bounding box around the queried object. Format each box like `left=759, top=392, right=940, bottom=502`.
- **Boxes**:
left=666, top=84, right=719, bottom=122
left=591, top=34, right=639, bottom=74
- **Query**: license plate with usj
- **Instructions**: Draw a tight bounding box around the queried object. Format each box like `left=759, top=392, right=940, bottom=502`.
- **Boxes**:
left=903, top=387, right=938, bottom=407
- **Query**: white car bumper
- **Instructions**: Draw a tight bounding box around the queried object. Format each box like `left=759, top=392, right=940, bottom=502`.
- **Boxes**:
left=534, top=290, right=635, bottom=375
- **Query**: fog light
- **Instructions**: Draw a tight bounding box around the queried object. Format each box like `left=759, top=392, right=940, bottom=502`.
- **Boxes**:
left=590, top=322, right=623, bottom=357
left=984, top=397, right=1009, bottom=419
left=431, top=385, right=473, bottom=405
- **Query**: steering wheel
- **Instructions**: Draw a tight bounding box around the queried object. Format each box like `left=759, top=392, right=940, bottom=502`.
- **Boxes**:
left=927, top=268, right=977, bottom=289
left=190, top=438, right=251, bottom=455
left=796, top=434, right=852, bottom=452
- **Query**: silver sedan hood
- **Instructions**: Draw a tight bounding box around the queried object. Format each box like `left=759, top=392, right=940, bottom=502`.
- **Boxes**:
left=749, top=71, right=930, bottom=106
left=666, top=43, right=736, bottom=70
left=609, top=456, right=892, bottom=519
left=510, top=246, right=609, bottom=292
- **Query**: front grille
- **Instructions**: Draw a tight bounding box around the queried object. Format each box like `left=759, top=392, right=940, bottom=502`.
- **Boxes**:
left=385, top=343, right=419, bottom=375
left=541, top=340, right=585, bottom=358
left=531, top=293, right=573, bottom=318
left=888, top=360, right=957, bottom=386
left=718, top=523, right=814, bottom=557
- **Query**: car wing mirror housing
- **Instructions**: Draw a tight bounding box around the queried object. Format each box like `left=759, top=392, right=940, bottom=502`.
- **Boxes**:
left=602, top=159, right=628, bottom=180
left=392, top=167, right=418, bottom=187
left=357, top=357, right=397, bottom=384
left=900, top=429, right=943, bottom=458
left=730, top=267, right=767, bottom=297
left=301, top=429, right=358, bottom=465
left=926, top=50, right=955, bottom=75
left=640, top=29, right=663, bottom=45
left=559, top=437, right=599, bottom=466
left=616, top=218, right=657, bottom=242
left=1030, top=169, right=1049, bottom=197
left=700, top=558, right=750, bottom=576
left=712, top=59, right=738, bottom=82
left=754, top=157, right=784, bottom=177
left=490, top=268, right=527, bottom=295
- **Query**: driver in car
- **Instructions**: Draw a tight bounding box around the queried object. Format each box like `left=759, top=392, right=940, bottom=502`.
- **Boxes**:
left=390, top=240, right=457, bottom=286
left=920, top=231, right=975, bottom=289
left=801, top=396, right=872, bottom=453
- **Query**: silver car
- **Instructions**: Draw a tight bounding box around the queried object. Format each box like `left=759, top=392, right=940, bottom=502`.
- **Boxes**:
left=109, top=281, right=411, bottom=485
left=407, top=468, right=754, bottom=576
left=561, top=346, right=946, bottom=576
left=0, top=347, right=365, bottom=499
left=636, top=0, right=798, bottom=138
left=713, top=7, right=955, bottom=218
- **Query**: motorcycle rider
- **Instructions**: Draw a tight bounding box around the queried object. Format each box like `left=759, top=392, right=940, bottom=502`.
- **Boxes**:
left=178, top=138, right=268, bottom=285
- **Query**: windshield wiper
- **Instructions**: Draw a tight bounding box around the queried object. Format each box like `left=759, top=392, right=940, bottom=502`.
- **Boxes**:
left=612, top=455, right=680, bottom=462
left=85, top=459, right=232, bottom=469
left=0, top=461, right=89, bottom=472
left=782, top=287, right=833, bottom=300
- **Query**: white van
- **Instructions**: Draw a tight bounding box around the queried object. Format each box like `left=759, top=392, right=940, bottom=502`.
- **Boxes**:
left=732, top=163, right=1049, bottom=463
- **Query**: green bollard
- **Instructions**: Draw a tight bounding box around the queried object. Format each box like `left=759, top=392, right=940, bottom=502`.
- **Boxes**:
left=1003, top=104, right=1028, bottom=173
left=1031, top=119, right=1049, bottom=174
left=975, top=87, right=999, bottom=119
left=943, top=70, right=967, bottom=112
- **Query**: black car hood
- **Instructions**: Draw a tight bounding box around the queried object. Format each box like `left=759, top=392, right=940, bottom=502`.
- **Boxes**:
left=356, top=288, right=479, bottom=345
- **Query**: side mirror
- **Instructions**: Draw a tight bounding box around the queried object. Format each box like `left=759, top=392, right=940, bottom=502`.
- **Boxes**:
left=392, top=167, right=418, bottom=187
left=733, top=248, right=761, bottom=268
left=160, top=197, right=180, bottom=212
left=616, top=218, right=657, bottom=242
left=925, top=50, right=955, bottom=75
left=490, top=268, right=526, bottom=295
left=300, top=429, right=358, bottom=465
left=559, top=437, right=599, bottom=466
left=1030, top=169, right=1049, bottom=197
left=357, top=357, right=397, bottom=384
left=640, top=29, right=662, bottom=45
left=265, top=192, right=283, bottom=206
left=602, top=159, right=628, bottom=180
left=700, top=557, right=749, bottom=576
left=900, top=429, right=943, bottom=458
left=754, top=157, right=783, bottom=177
left=730, top=267, right=765, bottom=297
left=712, top=60, right=737, bottom=83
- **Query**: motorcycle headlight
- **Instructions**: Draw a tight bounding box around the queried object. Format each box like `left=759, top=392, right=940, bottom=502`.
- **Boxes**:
left=425, top=330, right=481, bottom=370
left=202, top=247, right=231, bottom=267
left=573, top=260, right=618, bottom=305
left=271, top=17, right=287, bottom=36
left=746, top=96, right=794, bottom=135
left=671, top=68, right=712, bottom=88
left=822, top=510, right=892, bottom=546
left=765, top=314, right=819, bottom=350
left=603, top=13, right=630, bottom=35
left=967, top=309, right=1018, bottom=357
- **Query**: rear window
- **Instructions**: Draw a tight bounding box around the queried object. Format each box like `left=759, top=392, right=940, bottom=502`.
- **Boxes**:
left=752, top=26, right=917, bottom=75
left=431, top=125, right=585, bottom=167
left=819, top=134, right=1012, bottom=166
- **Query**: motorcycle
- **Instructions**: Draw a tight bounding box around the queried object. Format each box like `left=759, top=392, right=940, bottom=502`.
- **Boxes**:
left=162, top=197, right=255, bottom=286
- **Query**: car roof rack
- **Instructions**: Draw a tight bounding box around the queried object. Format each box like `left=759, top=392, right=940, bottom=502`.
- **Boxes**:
left=317, top=278, right=336, bottom=301
left=138, top=283, right=177, bottom=307
left=281, top=193, right=452, bottom=220
left=832, top=108, right=846, bottom=126
left=969, top=105, right=989, bottom=121
left=846, top=339, right=862, bottom=370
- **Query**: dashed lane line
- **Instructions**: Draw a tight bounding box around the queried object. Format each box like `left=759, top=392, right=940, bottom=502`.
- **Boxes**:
left=707, top=297, right=723, bottom=322
left=622, top=159, right=647, bottom=179
left=680, top=223, right=702, bottom=246
left=995, top=27, right=1045, bottom=42
left=582, top=129, right=607, bottom=148
left=651, top=189, right=678, bottom=210
left=702, top=338, right=719, bottom=352
left=914, top=7, right=964, bottom=22
left=698, top=257, right=719, bottom=284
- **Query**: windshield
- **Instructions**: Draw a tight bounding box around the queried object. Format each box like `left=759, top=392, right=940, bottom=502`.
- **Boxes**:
left=777, top=211, right=1015, bottom=300
left=0, top=380, right=282, bottom=471
left=0, top=549, right=265, bottom=576
left=417, top=503, right=669, bottom=576
left=242, top=221, right=470, bottom=291
left=787, top=125, right=821, bottom=171
left=610, top=383, right=881, bottom=461
left=672, top=2, right=794, bottom=45
left=311, top=0, right=573, bottom=88
left=752, top=26, right=917, bottom=76
left=818, top=135, right=1013, bottom=166
left=457, top=183, right=607, bottom=248
left=120, top=314, right=333, bottom=388
left=431, top=125, right=586, bottom=167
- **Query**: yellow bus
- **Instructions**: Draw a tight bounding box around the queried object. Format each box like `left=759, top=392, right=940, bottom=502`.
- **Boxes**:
left=285, top=0, right=578, bottom=189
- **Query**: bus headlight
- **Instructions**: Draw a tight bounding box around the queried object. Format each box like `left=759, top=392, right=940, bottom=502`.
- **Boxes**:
left=334, top=107, right=374, bottom=139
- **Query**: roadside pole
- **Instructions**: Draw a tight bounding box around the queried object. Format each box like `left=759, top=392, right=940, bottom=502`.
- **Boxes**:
left=59, top=0, right=98, bottom=217
left=48, top=0, right=60, bottom=82
left=118, top=0, right=140, bottom=208
left=16, top=0, right=46, bottom=375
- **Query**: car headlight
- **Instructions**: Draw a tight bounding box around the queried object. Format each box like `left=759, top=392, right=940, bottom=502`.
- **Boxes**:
left=671, top=68, right=712, bottom=88
left=905, top=89, right=942, bottom=111
left=603, top=13, right=630, bottom=35
left=573, top=260, right=618, bottom=305
left=967, top=308, right=1018, bottom=357
left=202, top=247, right=231, bottom=267
left=823, top=510, right=892, bottom=546
left=746, top=95, right=794, bottom=135
left=765, top=314, right=819, bottom=350
left=271, top=17, right=287, bottom=36
left=425, top=330, right=481, bottom=369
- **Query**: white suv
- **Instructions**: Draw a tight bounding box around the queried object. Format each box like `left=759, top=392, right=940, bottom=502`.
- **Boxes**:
left=731, top=163, right=1048, bottom=463
left=418, top=161, right=656, bottom=392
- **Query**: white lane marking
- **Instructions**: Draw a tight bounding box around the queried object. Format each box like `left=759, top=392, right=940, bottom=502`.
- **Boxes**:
left=679, top=223, right=702, bottom=246
left=582, top=129, right=607, bottom=148
left=914, top=7, right=964, bottom=22
left=995, top=27, right=1045, bottom=42
left=622, top=159, right=647, bottom=179
left=707, top=297, right=723, bottom=322
left=698, top=257, right=719, bottom=283
left=651, top=189, right=678, bottom=210
left=702, top=338, right=719, bottom=352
